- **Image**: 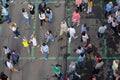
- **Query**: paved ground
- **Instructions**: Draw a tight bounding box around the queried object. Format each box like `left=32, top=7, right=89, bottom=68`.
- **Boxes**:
left=0, top=0, right=120, bottom=80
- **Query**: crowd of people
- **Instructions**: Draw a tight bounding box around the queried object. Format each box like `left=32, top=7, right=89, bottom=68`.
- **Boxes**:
left=0, top=0, right=119, bottom=80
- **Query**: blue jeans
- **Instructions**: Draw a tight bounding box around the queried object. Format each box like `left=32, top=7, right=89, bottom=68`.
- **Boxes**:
left=13, top=29, right=20, bottom=37
left=5, top=14, right=11, bottom=23
left=46, top=13, right=52, bottom=22
left=44, top=52, right=48, bottom=60
left=24, top=17, right=29, bottom=25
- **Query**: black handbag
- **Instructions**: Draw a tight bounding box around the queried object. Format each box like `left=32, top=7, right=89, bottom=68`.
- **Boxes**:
left=67, top=31, right=70, bottom=38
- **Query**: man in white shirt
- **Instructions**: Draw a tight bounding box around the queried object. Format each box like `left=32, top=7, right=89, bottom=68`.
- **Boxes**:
left=68, top=26, right=78, bottom=43
left=40, top=43, right=49, bottom=61
left=97, top=24, right=107, bottom=38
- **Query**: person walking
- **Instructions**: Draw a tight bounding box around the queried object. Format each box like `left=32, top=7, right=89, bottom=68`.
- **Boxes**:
left=75, top=0, right=83, bottom=12
left=68, top=26, right=78, bottom=43
left=40, top=43, right=49, bottom=61
left=6, top=59, right=19, bottom=72
left=44, top=30, right=54, bottom=43
left=28, top=3, right=35, bottom=19
left=81, top=31, right=89, bottom=46
left=97, top=24, right=107, bottom=38
left=1, top=6, right=11, bottom=23
left=72, top=9, right=80, bottom=26
left=3, top=46, right=11, bottom=59
left=11, top=50, right=19, bottom=65
left=38, top=2, right=46, bottom=13
left=0, top=72, right=9, bottom=80
left=22, top=8, right=30, bottom=25
left=59, top=20, right=68, bottom=36
left=9, top=22, right=20, bottom=39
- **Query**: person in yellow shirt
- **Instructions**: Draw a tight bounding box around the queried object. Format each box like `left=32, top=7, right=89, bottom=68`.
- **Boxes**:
left=87, top=0, right=93, bottom=14
left=22, top=36, right=30, bottom=54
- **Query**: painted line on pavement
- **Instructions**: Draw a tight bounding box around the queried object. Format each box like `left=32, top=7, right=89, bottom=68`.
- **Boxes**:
left=103, top=35, right=107, bottom=57
left=10, top=1, right=65, bottom=4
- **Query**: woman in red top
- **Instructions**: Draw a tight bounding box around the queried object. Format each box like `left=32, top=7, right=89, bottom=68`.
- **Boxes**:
left=72, top=9, right=80, bottom=26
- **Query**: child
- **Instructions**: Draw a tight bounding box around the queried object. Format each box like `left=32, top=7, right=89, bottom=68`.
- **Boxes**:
left=87, top=0, right=93, bottom=14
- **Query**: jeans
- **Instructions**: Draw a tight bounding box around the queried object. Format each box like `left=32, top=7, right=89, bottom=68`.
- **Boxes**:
left=46, top=13, right=52, bottom=22
left=5, top=14, right=11, bottom=23
left=24, top=17, right=29, bottom=25
left=13, top=29, right=20, bottom=37
left=44, top=52, right=48, bottom=60
left=98, top=32, right=103, bottom=38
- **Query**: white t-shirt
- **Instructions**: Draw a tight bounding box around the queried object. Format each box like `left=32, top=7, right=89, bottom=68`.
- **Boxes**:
left=68, top=28, right=76, bottom=37
left=98, top=26, right=107, bottom=33
left=39, top=13, right=45, bottom=20
left=22, top=12, right=29, bottom=19
left=7, top=61, right=13, bottom=69
left=82, top=33, right=89, bottom=42
left=31, top=38, right=37, bottom=46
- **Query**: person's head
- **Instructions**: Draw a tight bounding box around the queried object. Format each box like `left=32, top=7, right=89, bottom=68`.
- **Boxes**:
left=78, top=46, right=81, bottom=49
left=87, top=43, right=93, bottom=48
left=48, top=30, right=52, bottom=34
left=115, top=60, right=119, bottom=64
left=10, top=22, right=17, bottom=28
left=41, top=2, right=45, bottom=6
left=22, top=8, right=26, bottom=12
left=31, top=34, right=36, bottom=38
left=11, top=50, right=15, bottom=54
left=3, top=46, right=7, bottom=49
left=75, top=9, right=79, bottom=13
left=82, top=31, right=86, bottom=36
left=42, top=43, right=46, bottom=46
left=84, top=23, right=87, bottom=27
left=80, top=53, right=84, bottom=57
left=71, top=25, right=74, bottom=28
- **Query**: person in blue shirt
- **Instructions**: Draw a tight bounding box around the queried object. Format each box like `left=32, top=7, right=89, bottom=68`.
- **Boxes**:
left=77, top=53, right=86, bottom=68
left=1, top=6, right=11, bottom=23
left=40, top=43, right=49, bottom=61
left=105, top=2, right=113, bottom=18
left=44, top=30, right=54, bottom=43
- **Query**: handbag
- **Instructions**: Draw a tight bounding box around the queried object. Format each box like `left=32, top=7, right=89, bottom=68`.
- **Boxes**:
left=45, top=18, right=48, bottom=22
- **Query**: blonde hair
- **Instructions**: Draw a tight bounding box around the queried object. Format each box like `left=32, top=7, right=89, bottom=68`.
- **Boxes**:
left=31, top=34, right=36, bottom=38
left=10, top=22, right=17, bottom=28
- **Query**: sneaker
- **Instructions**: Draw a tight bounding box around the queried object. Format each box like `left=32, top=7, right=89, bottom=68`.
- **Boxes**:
left=10, top=0, right=14, bottom=3
left=14, top=37, right=18, bottom=39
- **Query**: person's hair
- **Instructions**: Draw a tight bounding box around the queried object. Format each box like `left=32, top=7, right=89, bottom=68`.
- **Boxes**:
left=80, top=53, right=84, bottom=57
left=22, top=8, right=25, bottom=12
left=84, top=24, right=87, bottom=27
left=82, top=31, right=86, bottom=36
left=75, top=9, right=79, bottom=13
left=78, top=46, right=81, bottom=49
left=89, top=75, right=96, bottom=80
left=11, top=50, right=15, bottom=53
left=48, top=30, right=52, bottom=34
left=42, top=43, right=46, bottom=46
left=3, top=46, right=7, bottom=49
left=10, top=23, right=17, bottom=27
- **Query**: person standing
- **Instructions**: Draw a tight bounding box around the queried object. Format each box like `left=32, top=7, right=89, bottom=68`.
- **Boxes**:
left=40, top=43, right=49, bottom=61
left=72, top=9, right=80, bottom=26
left=22, top=36, right=30, bottom=54
left=68, top=26, right=78, bottom=43
left=1, top=6, right=11, bottom=23
left=105, top=2, right=113, bottom=18
left=38, top=2, right=46, bottom=13
left=45, top=7, right=52, bottom=22
left=97, top=24, right=107, bottom=38
left=44, top=30, right=54, bottom=43
left=28, top=3, right=35, bottom=19
left=9, top=22, right=20, bottom=39
left=11, top=50, right=19, bottom=65
left=29, top=34, right=38, bottom=47
left=39, top=11, right=45, bottom=27
left=22, top=8, right=30, bottom=25
left=76, top=0, right=83, bottom=12
left=0, top=72, right=8, bottom=80
left=87, top=0, right=93, bottom=14
left=3, top=46, right=11, bottom=59
left=81, top=31, right=89, bottom=46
